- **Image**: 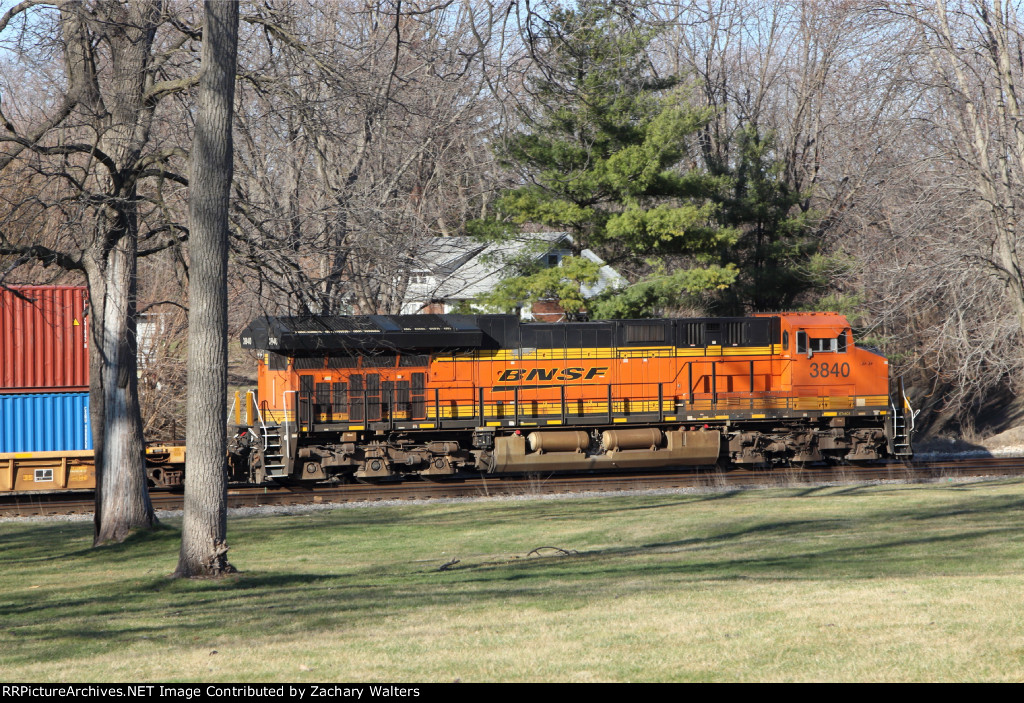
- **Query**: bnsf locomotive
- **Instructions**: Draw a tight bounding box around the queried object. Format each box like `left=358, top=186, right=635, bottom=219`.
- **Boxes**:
left=234, top=312, right=915, bottom=482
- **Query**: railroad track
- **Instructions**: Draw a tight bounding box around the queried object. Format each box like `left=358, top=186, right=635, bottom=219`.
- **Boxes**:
left=3, top=456, right=1023, bottom=518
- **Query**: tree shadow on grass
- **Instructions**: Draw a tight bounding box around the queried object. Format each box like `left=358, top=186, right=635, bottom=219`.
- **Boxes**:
left=4, top=483, right=1024, bottom=672
left=439, top=488, right=1024, bottom=587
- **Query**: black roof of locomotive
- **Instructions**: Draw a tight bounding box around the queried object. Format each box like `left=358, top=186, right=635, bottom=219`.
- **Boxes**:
left=240, top=314, right=781, bottom=353
left=240, top=314, right=486, bottom=352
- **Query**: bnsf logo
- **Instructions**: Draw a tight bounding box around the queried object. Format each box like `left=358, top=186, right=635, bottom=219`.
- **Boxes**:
left=497, top=367, right=608, bottom=382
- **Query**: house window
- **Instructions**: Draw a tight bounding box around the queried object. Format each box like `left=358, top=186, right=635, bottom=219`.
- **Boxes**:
left=547, top=254, right=559, bottom=267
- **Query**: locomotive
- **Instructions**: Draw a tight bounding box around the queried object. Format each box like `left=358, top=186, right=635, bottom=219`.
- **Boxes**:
left=234, top=312, right=915, bottom=482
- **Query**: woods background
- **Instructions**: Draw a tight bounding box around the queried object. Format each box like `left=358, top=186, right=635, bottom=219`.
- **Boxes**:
left=1, top=0, right=1021, bottom=443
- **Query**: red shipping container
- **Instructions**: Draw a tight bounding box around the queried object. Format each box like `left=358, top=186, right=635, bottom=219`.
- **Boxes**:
left=0, top=285, right=89, bottom=392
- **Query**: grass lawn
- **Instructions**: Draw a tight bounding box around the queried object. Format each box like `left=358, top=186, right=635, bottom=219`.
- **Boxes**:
left=2, top=479, right=1024, bottom=682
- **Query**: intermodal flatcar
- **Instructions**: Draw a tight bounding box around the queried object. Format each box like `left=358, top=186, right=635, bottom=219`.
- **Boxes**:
left=0, top=285, right=188, bottom=493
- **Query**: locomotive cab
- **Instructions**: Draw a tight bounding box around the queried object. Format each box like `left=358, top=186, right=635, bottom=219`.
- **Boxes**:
left=772, top=313, right=890, bottom=406
left=755, top=312, right=911, bottom=462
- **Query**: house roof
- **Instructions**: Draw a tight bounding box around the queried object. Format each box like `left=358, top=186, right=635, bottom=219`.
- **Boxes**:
left=405, top=232, right=624, bottom=303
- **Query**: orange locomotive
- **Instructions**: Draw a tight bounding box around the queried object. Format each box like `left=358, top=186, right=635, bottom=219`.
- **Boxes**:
left=235, top=312, right=915, bottom=482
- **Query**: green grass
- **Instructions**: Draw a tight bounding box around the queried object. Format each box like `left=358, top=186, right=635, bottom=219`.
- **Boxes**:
left=3, top=480, right=1024, bottom=682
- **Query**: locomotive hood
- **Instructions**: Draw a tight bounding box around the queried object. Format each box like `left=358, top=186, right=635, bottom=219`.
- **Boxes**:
left=239, top=314, right=485, bottom=352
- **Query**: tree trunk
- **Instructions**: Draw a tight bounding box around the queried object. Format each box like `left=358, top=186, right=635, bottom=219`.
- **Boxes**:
left=0, top=1, right=196, bottom=544
left=174, top=0, right=238, bottom=578
left=88, top=219, right=155, bottom=545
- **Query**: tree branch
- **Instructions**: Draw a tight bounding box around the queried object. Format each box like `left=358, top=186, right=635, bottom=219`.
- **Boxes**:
left=0, top=241, right=84, bottom=271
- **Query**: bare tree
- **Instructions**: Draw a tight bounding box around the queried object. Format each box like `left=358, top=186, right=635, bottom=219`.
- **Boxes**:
left=904, top=0, right=1024, bottom=331
left=831, top=0, right=1024, bottom=429
left=650, top=1, right=912, bottom=253
left=174, top=0, right=238, bottom=578
left=0, top=0, right=200, bottom=543
left=230, top=1, right=511, bottom=315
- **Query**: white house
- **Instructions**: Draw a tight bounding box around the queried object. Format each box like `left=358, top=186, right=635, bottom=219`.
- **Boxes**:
left=400, top=232, right=625, bottom=320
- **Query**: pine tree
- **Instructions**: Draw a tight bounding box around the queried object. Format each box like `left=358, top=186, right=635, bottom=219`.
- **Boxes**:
left=710, top=127, right=819, bottom=313
left=480, top=1, right=737, bottom=317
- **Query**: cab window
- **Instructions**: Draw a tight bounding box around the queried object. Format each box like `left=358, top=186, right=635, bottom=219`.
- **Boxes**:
left=810, top=337, right=834, bottom=353
left=809, top=335, right=845, bottom=353
left=798, top=330, right=847, bottom=355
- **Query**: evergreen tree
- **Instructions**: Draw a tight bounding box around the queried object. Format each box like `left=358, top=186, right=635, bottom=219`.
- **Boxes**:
left=479, top=1, right=737, bottom=317
left=710, top=127, right=820, bottom=313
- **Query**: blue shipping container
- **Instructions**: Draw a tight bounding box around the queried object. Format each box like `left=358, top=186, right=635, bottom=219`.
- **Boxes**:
left=0, top=392, right=92, bottom=452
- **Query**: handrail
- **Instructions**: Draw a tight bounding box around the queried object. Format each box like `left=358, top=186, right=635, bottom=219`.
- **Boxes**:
left=250, top=391, right=269, bottom=450
left=901, top=377, right=919, bottom=436
left=282, top=390, right=297, bottom=462
left=265, top=382, right=890, bottom=426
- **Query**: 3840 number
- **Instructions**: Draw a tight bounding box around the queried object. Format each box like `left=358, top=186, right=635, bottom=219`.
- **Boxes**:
left=809, top=362, right=850, bottom=378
